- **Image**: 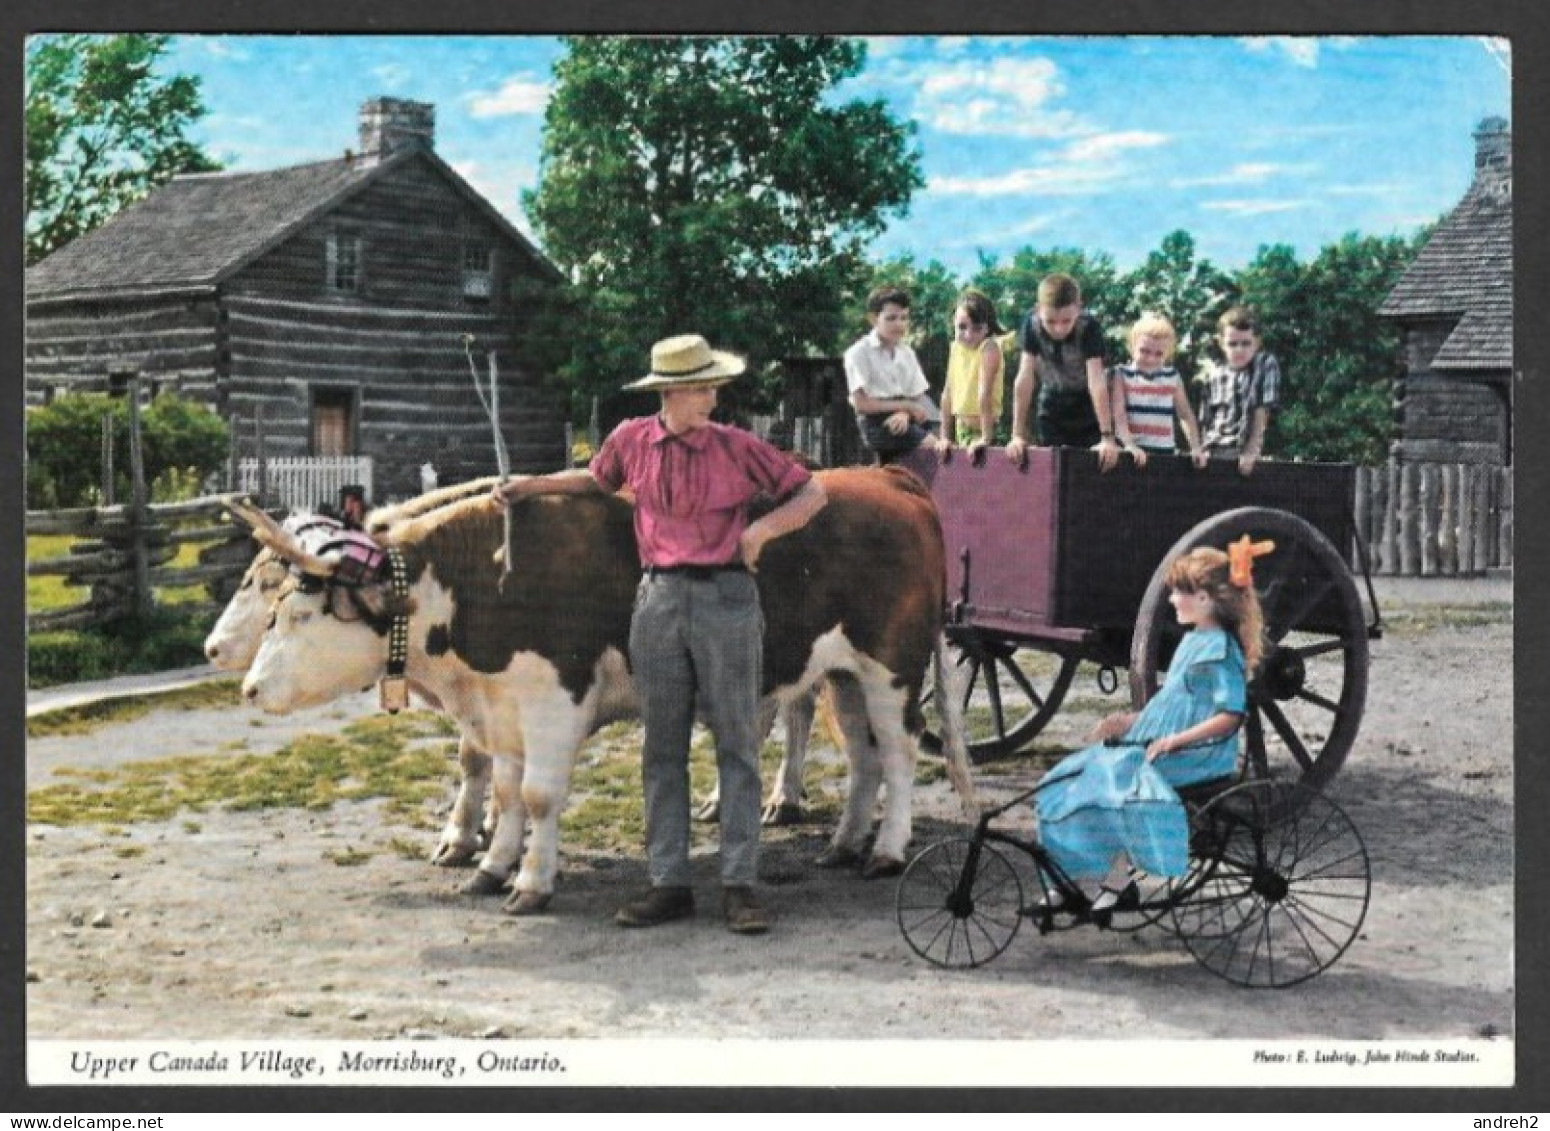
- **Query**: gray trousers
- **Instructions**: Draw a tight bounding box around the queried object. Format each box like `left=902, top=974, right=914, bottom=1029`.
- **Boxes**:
left=628, top=570, right=764, bottom=888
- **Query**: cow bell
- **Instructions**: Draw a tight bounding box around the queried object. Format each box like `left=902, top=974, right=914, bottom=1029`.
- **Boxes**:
left=379, top=675, right=410, bottom=714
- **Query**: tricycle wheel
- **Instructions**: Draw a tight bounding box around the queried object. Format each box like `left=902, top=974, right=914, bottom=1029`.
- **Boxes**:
left=921, top=635, right=1079, bottom=763
left=1131, top=506, right=1370, bottom=795
left=1171, top=780, right=1371, bottom=988
left=896, top=838, right=1023, bottom=969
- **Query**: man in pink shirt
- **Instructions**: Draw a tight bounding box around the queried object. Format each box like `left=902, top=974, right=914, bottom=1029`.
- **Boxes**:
left=492, top=334, right=827, bottom=934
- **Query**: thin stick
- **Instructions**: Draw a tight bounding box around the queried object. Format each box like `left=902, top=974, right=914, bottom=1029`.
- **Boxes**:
left=464, top=335, right=513, bottom=584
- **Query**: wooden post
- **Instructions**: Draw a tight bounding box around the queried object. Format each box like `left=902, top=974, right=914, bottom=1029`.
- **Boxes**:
left=100, top=412, right=116, bottom=507
left=588, top=395, right=600, bottom=455
left=227, top=412, right=239, bottom=492
left=1380, top=461, right=1399, bottom=574
left=1438, top=464, right=1458, bottom=575
left=1354, top=466, right=1371, bottom=571
left=1418, top=464, right=1438, bottom=576
left=1397, top=462, right=1419, bottom=576
left=1456, top=464, right=1476, bottom=576
left=564, top=422, right=575, bottom=468
left=122, top=371, right=153, bottom=618
left=1497, top=470, right=1513, bottom=569
left=1473, top=463, right=1493, bottom=573
left=1369, top=462, right=1388, bottom=573
left=254, top=402, right=269, bottom=505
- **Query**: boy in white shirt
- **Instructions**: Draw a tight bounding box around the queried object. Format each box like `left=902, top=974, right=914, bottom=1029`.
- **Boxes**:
left=843, top=286, right=944, bottom=462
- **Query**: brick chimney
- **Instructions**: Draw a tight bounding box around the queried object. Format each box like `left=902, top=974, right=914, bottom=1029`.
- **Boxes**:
left=1472, top=116, right=1511, bottom=198
left=358, top=97, right=435, bottom=161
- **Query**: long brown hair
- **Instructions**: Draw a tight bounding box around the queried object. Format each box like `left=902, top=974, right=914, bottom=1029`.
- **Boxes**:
left=1165, top=546, right=1264, bottom=673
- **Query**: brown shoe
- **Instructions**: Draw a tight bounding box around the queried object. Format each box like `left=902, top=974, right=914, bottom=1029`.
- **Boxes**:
left=615, top=885, right=694, bottom=928
left=722, top=886, right=770, bottom=935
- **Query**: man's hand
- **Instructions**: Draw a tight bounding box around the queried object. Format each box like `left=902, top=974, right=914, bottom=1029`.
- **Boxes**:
left=884, top=410, right=912, bottom=435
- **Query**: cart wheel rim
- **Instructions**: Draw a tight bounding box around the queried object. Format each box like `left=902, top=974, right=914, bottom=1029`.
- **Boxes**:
left=921, top=634, right=1079, bottom=763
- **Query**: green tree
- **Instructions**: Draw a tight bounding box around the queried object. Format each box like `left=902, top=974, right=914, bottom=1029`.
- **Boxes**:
left=1240, top=233, right=1420, bottom=465
left=524, top=36, right=922, bottom=422
left=27, top=393, right=229, bottom=509
left=26, top=33, right=220, bottom=265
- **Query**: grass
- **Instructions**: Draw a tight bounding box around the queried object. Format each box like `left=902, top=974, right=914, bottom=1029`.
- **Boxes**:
left=28, top=710, right=458, bottom=831
left=27, top=679, right=245, bottom=738
left=1379, top=601, right=1513, bottom=636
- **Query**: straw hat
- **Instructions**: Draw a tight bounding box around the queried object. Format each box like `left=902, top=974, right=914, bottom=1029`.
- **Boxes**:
left=622, top=333, right=746, bottom=392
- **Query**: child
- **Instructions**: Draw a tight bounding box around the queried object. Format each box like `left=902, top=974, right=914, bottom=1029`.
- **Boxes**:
left=1199, top=306, right=1282, bottom=476
left=1034, top=538, right=1271, bottom=912
left=1005, top=273, right=1122, bottom=471
left=1110, top=313, right=1208, bottom=469
left=938, top=289, right=1005, bottom=457
left=843, top=285, right=945, bottom=463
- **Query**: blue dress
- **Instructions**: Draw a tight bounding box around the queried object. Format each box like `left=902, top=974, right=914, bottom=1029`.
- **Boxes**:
left=1035, top=629, right=1247, bottom=881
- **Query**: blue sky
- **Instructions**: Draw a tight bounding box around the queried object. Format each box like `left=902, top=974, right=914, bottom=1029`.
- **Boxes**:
left=159, top=34, right=1510, bottom=275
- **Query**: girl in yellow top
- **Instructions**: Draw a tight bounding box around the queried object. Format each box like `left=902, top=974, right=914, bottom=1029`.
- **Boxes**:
left=939, top=290, right=1006, bottom=456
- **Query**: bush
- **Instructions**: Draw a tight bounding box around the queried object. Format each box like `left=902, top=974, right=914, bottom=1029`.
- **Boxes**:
left=27, top=392, right=228, bottom=509
left=27, top=606, right=216, bottom=688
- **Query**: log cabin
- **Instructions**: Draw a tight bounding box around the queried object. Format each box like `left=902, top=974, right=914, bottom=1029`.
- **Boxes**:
left=25, top=97, right=568, bottom=499
left=1380, top=117, right=1513, bottom=467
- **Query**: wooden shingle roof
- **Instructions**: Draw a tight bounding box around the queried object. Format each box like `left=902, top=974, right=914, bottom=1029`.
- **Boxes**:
left=1379, top=174, right=1512, bottom=372
left=26, top=147, right=560, bottom=303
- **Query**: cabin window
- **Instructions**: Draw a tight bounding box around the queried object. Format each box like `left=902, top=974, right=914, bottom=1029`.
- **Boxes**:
left=311, top=387, right=357, bottom=456
left=462, top=241, right=493, bottom=301
left=326, top=232, right=363, bottom=293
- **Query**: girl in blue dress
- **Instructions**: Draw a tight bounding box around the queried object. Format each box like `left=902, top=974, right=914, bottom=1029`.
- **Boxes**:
left=1036, top=539, right=1271, bottom=912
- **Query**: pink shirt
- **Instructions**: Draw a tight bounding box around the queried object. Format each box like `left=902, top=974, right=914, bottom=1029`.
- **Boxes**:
left=590, top=415, right=812, bottom=568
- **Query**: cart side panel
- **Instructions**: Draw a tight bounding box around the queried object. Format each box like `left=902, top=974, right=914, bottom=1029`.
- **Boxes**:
left=1053, top=451, right=1355, bottom=631
left=900, top=448, right=1060, bottom=638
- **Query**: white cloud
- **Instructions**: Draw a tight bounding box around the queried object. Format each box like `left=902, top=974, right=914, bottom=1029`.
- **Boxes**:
left=914, top=56, right=1084, bottom=139
left=1170, top=162, right=1300, bottom=188
left=1201, top=198, right=1310, bottom=216
left=451, top=159, right=537, bottom=222
left=929, top=130, right=1168, bottom=197
left=196, top=38, right=249, bottom=62
left=1239, top=35, right=1360, bottom=69
left=372, top=63, right=412, bottom=88
left=467, top=76, right=551, bottom=118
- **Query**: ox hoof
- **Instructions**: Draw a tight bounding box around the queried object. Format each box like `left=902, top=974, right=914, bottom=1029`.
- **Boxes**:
left=761, top=801, right=804, bottom=827
left=814, top=845, right=864, bottom=870
left=461, top=869, right=509, bottom=897
left=432, top=843, right=480, bottom=869
left=862, top=855, right=906, bottom=880
left=693, top=798, right=721, bottom=824
left=502, top=891, right=552, bottom=916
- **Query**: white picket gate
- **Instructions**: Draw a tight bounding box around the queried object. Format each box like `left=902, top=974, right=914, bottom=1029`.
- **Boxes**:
left=238, top=456, right=374, bottom=510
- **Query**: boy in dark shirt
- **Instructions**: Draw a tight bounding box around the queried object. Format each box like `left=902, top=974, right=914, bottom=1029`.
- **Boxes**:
left=1006, top=273, right=1122, bottom=472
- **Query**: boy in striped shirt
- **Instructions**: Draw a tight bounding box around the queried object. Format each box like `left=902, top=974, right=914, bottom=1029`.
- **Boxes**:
left=1112, top=313, right=1207, bottom=469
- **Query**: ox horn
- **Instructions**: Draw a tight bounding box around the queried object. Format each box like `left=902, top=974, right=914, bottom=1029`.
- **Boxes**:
left=226, top=499, right=338, bottom=579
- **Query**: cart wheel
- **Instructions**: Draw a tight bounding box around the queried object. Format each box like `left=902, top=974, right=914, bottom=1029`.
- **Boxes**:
left=896, top=838, right=1023, bottom=969
left=1170, top=780, right=1370, bottom=988
left=921, top=634, right=1080, bottom=763
left=1130, top=506, right=1370, bottom=795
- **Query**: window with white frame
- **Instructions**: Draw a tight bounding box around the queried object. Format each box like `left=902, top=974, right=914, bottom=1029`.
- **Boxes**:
left=326, top=231, right=363, bottom=293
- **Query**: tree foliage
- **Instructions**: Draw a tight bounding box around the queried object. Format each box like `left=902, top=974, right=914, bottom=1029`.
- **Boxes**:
left=26, top=33, right=220, bottom=265
left=525, top=36, right=922, bottom=422
left=27, top=393, right=229, bottom=509
left=1113, top=230, right=1236, bottom=375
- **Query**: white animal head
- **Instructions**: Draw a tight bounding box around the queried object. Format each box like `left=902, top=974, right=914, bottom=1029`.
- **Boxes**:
left=225, top=500, right=401, bottom=714
left=204, top=510, right=344, bottom=671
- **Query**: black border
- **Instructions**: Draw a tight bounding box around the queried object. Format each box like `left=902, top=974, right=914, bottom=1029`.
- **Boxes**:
left=4, top=0, right=1545, bottom=1114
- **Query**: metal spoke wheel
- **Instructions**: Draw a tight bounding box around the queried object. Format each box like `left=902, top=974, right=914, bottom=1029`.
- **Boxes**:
left=921, top=633, right=1079, bottom=763
left=896, top=838, right=1023, bottom=969
left=1170, top=780, right=1371, bottom=988
left=1131, top=506, right=1371, bottom=795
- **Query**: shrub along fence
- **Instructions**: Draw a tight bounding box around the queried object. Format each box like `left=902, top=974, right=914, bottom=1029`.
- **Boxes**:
left=1355, top=461, right=1511, bottom=576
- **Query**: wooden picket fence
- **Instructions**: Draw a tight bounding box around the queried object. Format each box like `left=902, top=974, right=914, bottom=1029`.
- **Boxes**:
left=1355, top=461, right=1511, bottom=576
left=236, top=455, right=372, bottom=511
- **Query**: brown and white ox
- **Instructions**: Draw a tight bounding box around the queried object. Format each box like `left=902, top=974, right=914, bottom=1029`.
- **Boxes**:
left=237, top=466, right=978, bottom=915
left=203, top=479, right=501, bottom=869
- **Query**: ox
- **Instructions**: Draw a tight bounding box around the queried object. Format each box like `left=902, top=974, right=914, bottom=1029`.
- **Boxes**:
left=238, top=466, right=978, bottom=915
left=205, top=483, right=501, bottom=868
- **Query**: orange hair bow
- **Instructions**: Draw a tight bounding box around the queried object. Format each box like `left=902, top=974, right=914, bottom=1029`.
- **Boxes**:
left=1228, top=534, right=1275, bottom=588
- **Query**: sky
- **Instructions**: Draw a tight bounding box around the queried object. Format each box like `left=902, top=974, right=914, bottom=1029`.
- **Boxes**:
left=155, top=34, right=1511, bottom=276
